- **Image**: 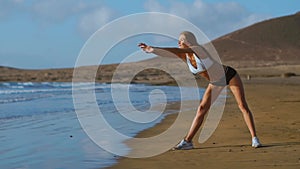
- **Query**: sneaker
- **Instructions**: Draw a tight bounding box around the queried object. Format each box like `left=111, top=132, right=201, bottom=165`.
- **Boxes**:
left=252, top=137, right=262, bottom=148
left=173, top=139, right=194, bottom=150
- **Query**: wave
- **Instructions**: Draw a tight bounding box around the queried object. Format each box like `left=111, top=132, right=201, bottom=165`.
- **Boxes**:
left=0, top=82, right=101, bottom=105
left=0, top=94, right=54, bottom=104
left=0, top=82, right=108, bottom=95
left=0, top=82, right=98, bottom=88
left=0, top=97, right=32, bottom=104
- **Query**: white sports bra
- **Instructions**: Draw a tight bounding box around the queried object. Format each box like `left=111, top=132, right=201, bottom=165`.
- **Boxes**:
left=186, top=53, right=214, bottom=74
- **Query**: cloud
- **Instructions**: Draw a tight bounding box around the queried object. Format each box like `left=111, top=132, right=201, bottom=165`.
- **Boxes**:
left=77, top=7, right=115, bottom=38
left=30, top=0, right=90, bottom=24
left=144, top=0, right=271, bottom=39
left=0, top=0, right=25, bottom=20
left=144, top=0, right=166, bottom=12
left=0, top=0, right=271, bottom=43
left=0, top=0, right=116, bottom=39
left=28, top=0, right=116, bottom=38
left=0, top=0, right=100, bottom=25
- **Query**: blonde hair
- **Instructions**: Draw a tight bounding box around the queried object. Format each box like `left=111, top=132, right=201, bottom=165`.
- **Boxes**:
left=180, top=31, right=200, bottom=46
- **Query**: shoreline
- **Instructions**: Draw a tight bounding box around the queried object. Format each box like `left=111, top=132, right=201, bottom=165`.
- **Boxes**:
left=105, top=77, right=300, bottom=169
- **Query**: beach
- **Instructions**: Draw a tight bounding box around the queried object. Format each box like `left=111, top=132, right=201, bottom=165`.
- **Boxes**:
left=1, top=63, right=300, bottom=169
left=106, top=70, right=300, bottom=169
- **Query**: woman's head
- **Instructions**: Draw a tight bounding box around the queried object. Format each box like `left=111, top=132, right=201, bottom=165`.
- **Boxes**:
left=178, top=31, right=199, bottom=48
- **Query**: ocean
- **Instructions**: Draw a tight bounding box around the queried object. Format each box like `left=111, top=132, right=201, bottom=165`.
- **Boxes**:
left=0, top=82, right=204, bottom=169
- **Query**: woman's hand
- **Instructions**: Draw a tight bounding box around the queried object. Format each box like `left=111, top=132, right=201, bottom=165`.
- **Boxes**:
left=138, top=43, right=154, bottom=53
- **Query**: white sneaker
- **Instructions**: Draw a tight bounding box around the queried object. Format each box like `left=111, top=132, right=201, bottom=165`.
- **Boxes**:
left=252, top=137, right=262, bottom=148
left=173, top=139, right=194, bottom=150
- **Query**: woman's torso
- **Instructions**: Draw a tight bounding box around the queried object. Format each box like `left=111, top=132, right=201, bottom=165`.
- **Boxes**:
left=185, top=52, right=225, bottom=82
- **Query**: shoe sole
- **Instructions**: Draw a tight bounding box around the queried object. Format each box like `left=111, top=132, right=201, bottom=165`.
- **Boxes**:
left=252, top=144, right=262, bottom=148
left=172, top=146, right=194, bottom=150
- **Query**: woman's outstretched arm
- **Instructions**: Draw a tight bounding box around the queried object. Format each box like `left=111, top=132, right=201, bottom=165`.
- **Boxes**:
left=138, top=43, right=193, bottom=60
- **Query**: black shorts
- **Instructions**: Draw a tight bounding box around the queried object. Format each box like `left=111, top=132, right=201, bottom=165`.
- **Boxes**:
left=210, top=66, right=237, bottom=86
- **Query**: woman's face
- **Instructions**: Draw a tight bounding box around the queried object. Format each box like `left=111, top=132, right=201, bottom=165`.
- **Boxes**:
left=178, top=34, right=189, bottom=48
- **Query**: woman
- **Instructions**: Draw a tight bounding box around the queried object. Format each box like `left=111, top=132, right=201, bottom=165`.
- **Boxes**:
left=138, top=31, right=262, bottom=150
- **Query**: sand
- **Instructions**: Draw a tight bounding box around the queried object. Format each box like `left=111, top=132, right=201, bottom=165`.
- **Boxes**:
left=105, top=76, right=300, bottom=169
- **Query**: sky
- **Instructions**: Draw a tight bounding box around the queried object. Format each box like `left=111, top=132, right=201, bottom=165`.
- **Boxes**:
left=0, top=0, right=299, bottom=69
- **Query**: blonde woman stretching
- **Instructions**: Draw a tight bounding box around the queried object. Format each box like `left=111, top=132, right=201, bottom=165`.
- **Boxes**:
left=138, top=31, right=262, bottom=150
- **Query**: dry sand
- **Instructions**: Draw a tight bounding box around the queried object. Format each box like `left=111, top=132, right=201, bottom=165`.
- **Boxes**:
left=106, top=76, right=300, bottom=169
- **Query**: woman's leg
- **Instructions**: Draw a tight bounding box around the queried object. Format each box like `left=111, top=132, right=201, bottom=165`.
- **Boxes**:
left=185, top=84, right=224, bottom=142
left=229, top=74, right=257, bottom=138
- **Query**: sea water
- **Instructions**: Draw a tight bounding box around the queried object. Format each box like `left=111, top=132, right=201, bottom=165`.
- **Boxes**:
left=0, top=82, right=204, bottom=169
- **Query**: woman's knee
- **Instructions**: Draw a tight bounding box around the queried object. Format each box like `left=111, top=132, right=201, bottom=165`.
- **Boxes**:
left=197, top=103, right=210, bottom=116
left=238, top=102, right=250, bottom=113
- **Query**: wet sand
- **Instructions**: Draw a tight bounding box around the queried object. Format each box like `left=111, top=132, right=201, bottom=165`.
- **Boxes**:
left=106, top=76, right=300, bottom=169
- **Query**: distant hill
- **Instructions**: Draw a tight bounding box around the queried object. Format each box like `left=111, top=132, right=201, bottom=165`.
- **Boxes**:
left=213, top=12, right=300, bottom=67
left=1, top=12, right=300, bottom=82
